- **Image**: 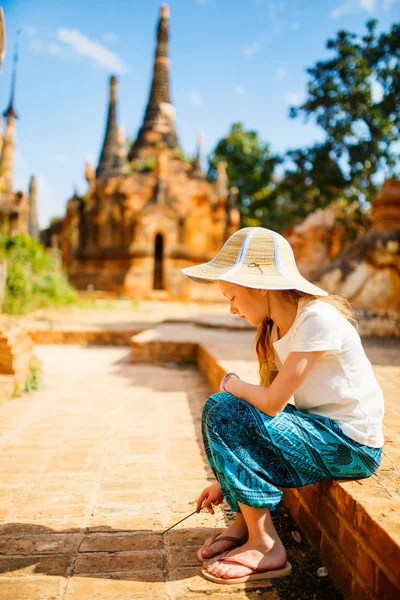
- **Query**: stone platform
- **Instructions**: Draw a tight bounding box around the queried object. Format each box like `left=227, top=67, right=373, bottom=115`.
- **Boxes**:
left=0, top=346, right=340, bottom=600
left=130, top=322, right=400, bottom=599
left=2, top=302, right=398, bottom=598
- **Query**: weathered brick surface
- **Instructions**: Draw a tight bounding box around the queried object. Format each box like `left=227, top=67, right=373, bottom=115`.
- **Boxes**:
left=0, top=534, right=81, bottom=555
left=127, top=323, right=400, bottom=600
left=0, top=554, right=72, bottom=577
left=1, top=323, right=398, bottom=599
left=354, top=499, right=400, bottom=580
left=74, top=550, right=164, bottom=573
left=0, top=346, right=235, bottom=598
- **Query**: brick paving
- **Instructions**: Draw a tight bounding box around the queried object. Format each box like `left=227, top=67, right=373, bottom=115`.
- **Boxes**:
left=0, top=332, right=398, bottom=599
left=0, top=345, right=279, bottom=600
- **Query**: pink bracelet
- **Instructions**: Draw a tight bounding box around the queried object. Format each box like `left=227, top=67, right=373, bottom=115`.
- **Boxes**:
left=220, top=372, right=239, bottom=392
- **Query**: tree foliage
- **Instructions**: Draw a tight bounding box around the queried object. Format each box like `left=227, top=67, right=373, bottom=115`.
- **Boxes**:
left=208, top=21, right=399, bottom=232
left=261, top=141, right=350, bottom=230
left=208, top=123, right=281, bottom=214
left=291, top=19, right=400, bottom=201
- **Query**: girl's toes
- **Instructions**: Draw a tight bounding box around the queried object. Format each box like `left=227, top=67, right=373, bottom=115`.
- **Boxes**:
left=207, top=561, right=225, bottom=578
left=206, top=561, right=219, bottom=575
left=216, top=563, right=229, bottom=578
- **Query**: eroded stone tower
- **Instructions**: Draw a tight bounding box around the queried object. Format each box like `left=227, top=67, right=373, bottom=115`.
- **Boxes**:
left=61, top=4, right=239, bottom=299
left=0, top=35, right=38, bottom=237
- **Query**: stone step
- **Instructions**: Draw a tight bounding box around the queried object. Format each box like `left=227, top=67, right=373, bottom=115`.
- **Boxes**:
left=27, top=328, right=144, bottom=346
left=130, top=323, right=400, bottom=600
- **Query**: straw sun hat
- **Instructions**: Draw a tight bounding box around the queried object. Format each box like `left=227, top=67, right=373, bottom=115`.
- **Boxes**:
left=181, top=227, right=328, bottom=296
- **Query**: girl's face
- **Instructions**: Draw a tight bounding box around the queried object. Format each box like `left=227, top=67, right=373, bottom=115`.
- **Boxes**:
left=218, top=281, right=269, bottom=325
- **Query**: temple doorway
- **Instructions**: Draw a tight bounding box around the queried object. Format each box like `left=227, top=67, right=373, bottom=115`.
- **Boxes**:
left=153, top=233, right=164, bottom=290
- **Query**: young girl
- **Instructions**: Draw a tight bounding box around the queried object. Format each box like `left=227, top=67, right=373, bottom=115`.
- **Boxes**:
left=181, top=226, right=384, bottom=585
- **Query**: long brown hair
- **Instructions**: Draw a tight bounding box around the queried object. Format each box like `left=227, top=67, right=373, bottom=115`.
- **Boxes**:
left=254, top=290, right=356, bottom=387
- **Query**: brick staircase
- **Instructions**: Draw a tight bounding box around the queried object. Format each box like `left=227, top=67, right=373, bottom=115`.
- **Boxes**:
left=130, top=322, right=400, bottom=600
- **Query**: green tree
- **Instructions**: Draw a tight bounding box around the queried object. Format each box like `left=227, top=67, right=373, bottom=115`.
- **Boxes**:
left=208, top=123, right=281, bottom=217
left=290, top=19, right=400, bottom=202
left=260, top=141, right=350, bottom=231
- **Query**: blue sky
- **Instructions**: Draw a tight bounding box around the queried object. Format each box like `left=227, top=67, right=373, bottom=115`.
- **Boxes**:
left=1, top=0, right=399, bottom=228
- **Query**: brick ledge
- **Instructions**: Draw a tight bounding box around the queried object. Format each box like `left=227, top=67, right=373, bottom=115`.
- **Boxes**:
left=131, top=329, right=400, bottom=600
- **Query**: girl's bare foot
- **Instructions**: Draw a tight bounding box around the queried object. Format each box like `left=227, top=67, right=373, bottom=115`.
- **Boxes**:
left=200, top=514, right=248, bottom=559
left=202, top=538, right=287, bottom=579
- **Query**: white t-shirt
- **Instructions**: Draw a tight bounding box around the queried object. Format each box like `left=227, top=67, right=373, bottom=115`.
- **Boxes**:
left=271, top=298, right=384, bottom=448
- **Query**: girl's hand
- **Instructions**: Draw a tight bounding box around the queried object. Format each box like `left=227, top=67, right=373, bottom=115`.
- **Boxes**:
left=196, top=481, right=224, bottom=514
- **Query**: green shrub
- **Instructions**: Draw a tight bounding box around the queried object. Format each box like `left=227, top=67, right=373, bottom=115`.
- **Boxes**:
left=24, top=359, right=42, bottom=393
left=0, top=233, right=78, bottom=314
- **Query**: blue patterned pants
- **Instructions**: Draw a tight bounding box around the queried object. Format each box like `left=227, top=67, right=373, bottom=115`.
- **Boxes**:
left=202, top=392, right=382, bottom=512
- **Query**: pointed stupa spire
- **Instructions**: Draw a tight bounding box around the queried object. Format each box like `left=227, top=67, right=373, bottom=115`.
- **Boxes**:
left=128, top=4, right=179, bottom=160
left=96, top=75, right=123, bottom=180
left=192, top=130, right=205, bottom=179
left=28, top=175, right=40, bottom=240
left=0, top=8, right=6, bottom=72
left=114, top=125, right=127, bottom=173
left=0, top=32, right=20, bottom=192
left=3, top=30, right=19, bottom=119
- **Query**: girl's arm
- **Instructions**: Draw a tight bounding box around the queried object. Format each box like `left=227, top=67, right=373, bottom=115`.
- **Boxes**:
left=224, top=350, right=324, bottom=417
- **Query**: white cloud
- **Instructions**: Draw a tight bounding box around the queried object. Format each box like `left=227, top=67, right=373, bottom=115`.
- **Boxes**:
left=291, top=22, right=300, bottom=30
left=275, top=68, right=286, bottom=81
left=188, top=90, right=203, bottom=106
left=47, top=43, right=66, bottom=58
left=360, top=0, right=377, bottom=10
left=233, top=86, right=247, bottom=95
left=331, top=2, right=354, bottom=17
left=57, top=28, right=129, bottom=73
left=29, top=37, right=69, bottom=60
left=242, top=41, right=260, bottom=57
left=330, top=0, right=396, bottom=17
left=267, top=1, right=292, bottom=35
left=285, top=92, right=303, bottom=105
left=103, top=32, right=118, bottom=43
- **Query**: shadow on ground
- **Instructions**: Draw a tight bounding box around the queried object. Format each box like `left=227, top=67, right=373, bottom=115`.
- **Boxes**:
left=0, top=515, right=342, bottom=600
left=1, top=348, right=343, bottom=599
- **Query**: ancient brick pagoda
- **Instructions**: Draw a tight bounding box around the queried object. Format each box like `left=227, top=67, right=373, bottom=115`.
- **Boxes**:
left=0, top=37, right=39, bottom=238
left=61, top=4, right=239, bottom=299
left=315, top=178, right=400, bottom=320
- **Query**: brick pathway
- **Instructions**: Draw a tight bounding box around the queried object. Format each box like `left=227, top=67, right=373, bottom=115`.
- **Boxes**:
left=2, top=336, right=397, bottom=599
left=0, top=345, right=279, bottom=600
